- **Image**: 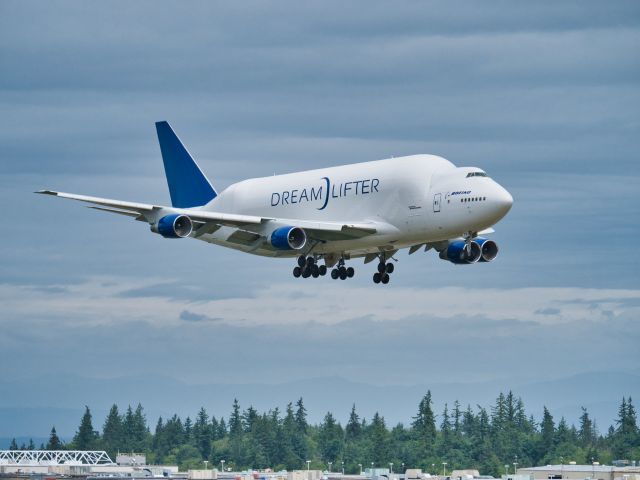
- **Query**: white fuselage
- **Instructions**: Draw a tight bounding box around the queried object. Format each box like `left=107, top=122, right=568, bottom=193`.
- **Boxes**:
left=193, top=154, right=513, bottom=258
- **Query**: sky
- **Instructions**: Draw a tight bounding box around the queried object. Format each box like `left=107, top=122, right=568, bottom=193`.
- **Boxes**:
left=1, top=1, right=639, bottom=438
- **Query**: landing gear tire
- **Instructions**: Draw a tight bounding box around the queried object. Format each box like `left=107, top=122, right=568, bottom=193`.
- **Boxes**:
left=339, top=270, right=347, bottom=280
left=385, top=262, right=394, bottom=274
left=306, top=256, right=315, bottom=267
left=381, top=273, right=390, bottom=284
left=319, top=265, right=327, bottom=276
left=331, top=269, right=339, bottom=280
left=302, top=267, right=311, bottom=278
left=377, top=262, right=386, bottom=273
left=373, top=272, right=381, bottom=284
left=311, top=265, right=320, bottom=278
left=293, top=266, right=301, bottom=278
left=297, top=255, right=306, bottom=268
left=346, top=267, right=355, bottom=278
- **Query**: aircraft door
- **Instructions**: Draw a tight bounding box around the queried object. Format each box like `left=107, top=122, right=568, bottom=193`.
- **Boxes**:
left=433, top=193, right=441, bottom=212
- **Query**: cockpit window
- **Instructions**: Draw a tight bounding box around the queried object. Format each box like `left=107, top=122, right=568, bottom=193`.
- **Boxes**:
left=466, top=172, right=488, bottom=178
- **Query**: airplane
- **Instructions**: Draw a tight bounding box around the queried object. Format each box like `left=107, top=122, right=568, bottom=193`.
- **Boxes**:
left=37, top=121, right=513, bottom=285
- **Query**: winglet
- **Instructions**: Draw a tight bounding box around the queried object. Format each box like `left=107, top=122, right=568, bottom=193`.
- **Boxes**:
left=35, top=190, right=59, bottom=196
left=155, top=121, right=217, bottom=208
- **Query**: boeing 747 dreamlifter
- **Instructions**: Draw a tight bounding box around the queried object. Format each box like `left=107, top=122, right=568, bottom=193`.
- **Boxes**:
left=38, top=122, right=513, bottom=284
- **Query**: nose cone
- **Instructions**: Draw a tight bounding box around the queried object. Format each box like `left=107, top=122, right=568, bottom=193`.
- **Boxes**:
left=494, top=184, right=513, bottom=219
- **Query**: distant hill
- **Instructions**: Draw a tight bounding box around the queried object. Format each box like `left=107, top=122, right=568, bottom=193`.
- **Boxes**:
left=1, top=371, right=637, bottom=439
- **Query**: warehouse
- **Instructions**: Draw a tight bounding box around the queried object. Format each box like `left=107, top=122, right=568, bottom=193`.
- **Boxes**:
left=517, top=464, right=640, bottom=480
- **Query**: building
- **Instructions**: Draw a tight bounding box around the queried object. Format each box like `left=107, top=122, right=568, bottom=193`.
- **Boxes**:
left=517, top=465, right=640, bottom=480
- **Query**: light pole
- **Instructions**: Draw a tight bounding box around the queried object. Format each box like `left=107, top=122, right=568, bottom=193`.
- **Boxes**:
left=342, top=462, right=345, bottom=475
left=442, top=462, right=447, bottom=477
left=513, top=455, right=518, bottom=475
left=505, top=465, right=509, bottom=476
left=204, top=461, right=209, bottom=470
left=329, top=462, right=333, bottom=473
left=221, top=460, right=225, bottom=472
left=432, top=465, right=435, bottom=476
left=389, top=463, right=393, bottom=474
left=307, top=460, right=311, bottom=471
left=359, top=464, right=363, bottom=475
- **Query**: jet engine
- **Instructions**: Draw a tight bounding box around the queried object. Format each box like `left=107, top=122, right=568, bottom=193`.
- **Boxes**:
left=270, top=226, right=307, bottom=250
left=151, top=214, right=193, bottom=238
left=440, top=239, right=482, bottom=264
left=474, top=237, right=499, bottom=262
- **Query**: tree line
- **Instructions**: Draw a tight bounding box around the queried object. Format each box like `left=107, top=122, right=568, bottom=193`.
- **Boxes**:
left=8, top=393, right=639, bottom=476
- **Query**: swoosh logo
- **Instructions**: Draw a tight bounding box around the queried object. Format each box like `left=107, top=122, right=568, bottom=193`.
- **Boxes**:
left=317, top=176, right=330, bottom=210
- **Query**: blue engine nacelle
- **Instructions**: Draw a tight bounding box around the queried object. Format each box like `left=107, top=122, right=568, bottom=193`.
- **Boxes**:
left=440, top=239, right=482, bottom=264
left=269, top=226, right=307, bottom=250
left=474, top=237, right=499, bottom=262
left=152, top=214, right=193, bottom=238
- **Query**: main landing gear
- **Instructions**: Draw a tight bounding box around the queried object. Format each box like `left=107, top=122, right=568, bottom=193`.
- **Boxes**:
left=372, top=255, right=395, bottom=285
left=330, top=258, right=355, bottom=281
left=292, top=255, right=355, bottom=280
left=292, top=255, right=327, bottom=279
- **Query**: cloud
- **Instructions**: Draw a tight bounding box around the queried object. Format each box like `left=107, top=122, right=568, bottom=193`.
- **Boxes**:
left=0, top=0, right=639, bottom=420
left=179, top=310, right=221, bottom=323
left=2, top=276, right=640, bottom=330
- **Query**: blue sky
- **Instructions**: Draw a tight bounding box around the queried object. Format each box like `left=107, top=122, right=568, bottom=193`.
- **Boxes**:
left=0, top=1, right=639, bottom=437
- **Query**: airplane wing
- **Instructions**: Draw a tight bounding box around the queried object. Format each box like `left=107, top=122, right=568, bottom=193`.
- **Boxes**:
left=36, top=190, right=380, bottom=240
left=36, top=190, right=265, bottom=227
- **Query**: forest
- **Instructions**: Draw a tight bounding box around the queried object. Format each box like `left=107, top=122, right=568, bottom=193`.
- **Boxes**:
left=8, top=392, right=639, bottom=477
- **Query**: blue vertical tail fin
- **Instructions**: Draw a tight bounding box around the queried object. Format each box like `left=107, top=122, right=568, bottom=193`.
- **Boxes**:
left=155, top=121, right=217, bottom=208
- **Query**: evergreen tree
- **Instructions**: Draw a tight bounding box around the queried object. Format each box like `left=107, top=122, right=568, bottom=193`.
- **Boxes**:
left=153, top=417, right=167, bottom=463
left=318, top=412, right=344, bottom=463
left=291, top=398, right=308, bottom=462
left=539, top=407, right=555, bottom=461
left=412, top=391, right=436, bottom=456
left=47, top=427, right=63, bottom=450
left=74, top=406, right=99, bottom=450
left=243, top=406, right=259, bottom=433
left=453, top=400, right=462, bottom=433
left=555, top=417, right=573, bottom=445
left=8, top=392, right=635, bottom=477
left=193, top=407, right=211, bottom=459
left=217, top=417, right=227, bottom=439
left=228, top=399, right=244, bottom=466
left=295, top=398, right=308, bottom=434
left=613, top=396, right=639, bottom=457
left=9, top=438, right=18, bottom=450
left=132, top=404, right=149, bottom=451
left=369, top=412, right=390, bottom=465
left=345, top=404, right=362, bottom=441
left=439, top=403, right=452, bottom=453
left=578, top=407, right=595, bottom=448
left=184, top=417, right=193, bottom=444
left=102, top=404, right=123, bottom=459
left=229, top=399, right=242, bottom=438
left=412, top=390, right=436, bottom=460
left=282, top=402, right=301, bottom=469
